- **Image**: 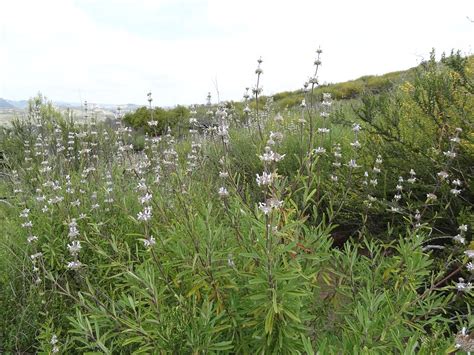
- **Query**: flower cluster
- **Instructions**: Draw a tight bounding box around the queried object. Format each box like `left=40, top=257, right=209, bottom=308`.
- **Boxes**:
left=66, top=219, right=82, bottom=270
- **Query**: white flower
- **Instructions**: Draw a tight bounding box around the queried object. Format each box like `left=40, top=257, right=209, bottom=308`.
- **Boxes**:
left=352, top=123, right=361, bottom=132
left=140, top=193, right=153, bottom=205
left=219, top=171, right=229, bottom=178
left=330, top=175, right=338, bottom=182
left=67, top=261, right=82, bottom=270
left=346, top=159, right=360, bottom=169
left=20, top=208, right=30, bottom=218
left=456, top=278, right=472, bottom=292
left=426, top=193, right=437, bottom=202
left=464, top=250, right=474, bottom=259
left=450, top=188, right=462, bottom=196
left=258, top=202, right=271, bottom=215
left=270, top=131, right=284, bottom=142
left=350, top=141, right=361, bottom=149
left=256, top=172, right=274, bottom=186
left=452, top=179, right=462, bottom=187
left=227, top=254, right=235, bottom=268
left=453, top=234, right=466, bottom=244
left=443, top=150, right=456, bottom=158
left=137, top=206, right=153, bottom=221
left=67, top=240, right=82, bottom=256
left=459, top=225, right=468, bottom=232
left=30, top=252, right=43, bottom=260
left=317, top=128, right=330, bottom=134
left=27, top=235, right=38, bottom=243
left=21, top=221, right=33, bottom=228
left=218, top=187, right=229, bottom=198
left=437, top=171, right=449, bottom=180
left=467, top=262, right=474, bottom=272
left=267, top=198, right=283, bottom=209
left=143, top=236, right=156, bottom=248
left=313, top=147, right=326, bottom=154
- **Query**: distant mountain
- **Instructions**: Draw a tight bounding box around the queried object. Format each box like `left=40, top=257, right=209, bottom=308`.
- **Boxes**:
left=0, top=98, right=16, bottom=109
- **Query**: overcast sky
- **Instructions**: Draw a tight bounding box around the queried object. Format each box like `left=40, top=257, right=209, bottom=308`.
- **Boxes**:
left=0, top=0, right=473, bottom=106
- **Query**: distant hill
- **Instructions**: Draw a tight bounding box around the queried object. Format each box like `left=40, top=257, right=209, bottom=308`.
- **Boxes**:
left=0, top=98, right=15, bottom=109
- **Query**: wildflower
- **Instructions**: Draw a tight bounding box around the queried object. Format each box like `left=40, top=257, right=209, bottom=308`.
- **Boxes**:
left=258, top=202, right=271, bottom=215
left=313, top=147, right=326, bottom=154
left=426, top=193, right=437, bottom=202
left=465, top=250, right=474, bottom=259
left=443, top=150, right=456, bottom=158
left=330, top=175, right=338, bottom=182
left=352, top=123, right=361, bottom=132
left=20, top=208, right=30, bottom=218
left=256, top=172, right=274, bottom=186
left=27, top=235, right=38, bottom=243
left=267, top=198, right=283, bottom=209
left=467, top=262, right=474, bottom=272
left=227, top=253, right=235, bottom=268
left=67, top=240, right=82, bottom=256
left=437, top=171, right=449, bottom=180
left=137, top=206, right=153, bottom=221
left=452, top=179, right=462, bottom=187
left=318, top=128, right=330, bottom=133
left=270, top=131, right=284, bottom=142
left=450, top=188, right=462, bottom=196
left=455, top=327, right=474, bottom=352
left=22, top=221, right=33, bottom=228
left=346, top=159, right=360, bottom=169
left=459, top=225, right=468, bottom=232
left=30, top=252, right=43, bottom=260
left=274, top=113, right=284, bottom=122
left=350, top=140, right=361, bottom=149
left=143, top=236, right=156, bottom=248
left=140, top=193, right=153, bottom=205
left=67, top=261, right=82, bottom=270
left=218, top=187, right=229, bottom=198
left=453, top=234, right=466, bottom=244
left=456, top=278, right=472, bottom=292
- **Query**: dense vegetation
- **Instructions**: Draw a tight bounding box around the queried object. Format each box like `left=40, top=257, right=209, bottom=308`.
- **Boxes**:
left=0, top=50, right=473, bottom=354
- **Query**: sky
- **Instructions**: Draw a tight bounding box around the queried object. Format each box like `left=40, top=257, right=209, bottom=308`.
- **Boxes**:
left=0, top=0, right=473, bottom=107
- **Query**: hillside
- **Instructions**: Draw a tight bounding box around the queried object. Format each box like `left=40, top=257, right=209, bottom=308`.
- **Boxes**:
left=0, top=98, right=15, bottom=109
left=270, top=54, right=474, bottom=110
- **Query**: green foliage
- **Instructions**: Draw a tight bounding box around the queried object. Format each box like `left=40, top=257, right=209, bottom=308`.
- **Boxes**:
left=123, top=105, right=190, bottom=135
left=1, top=52, right=473, bottom=354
